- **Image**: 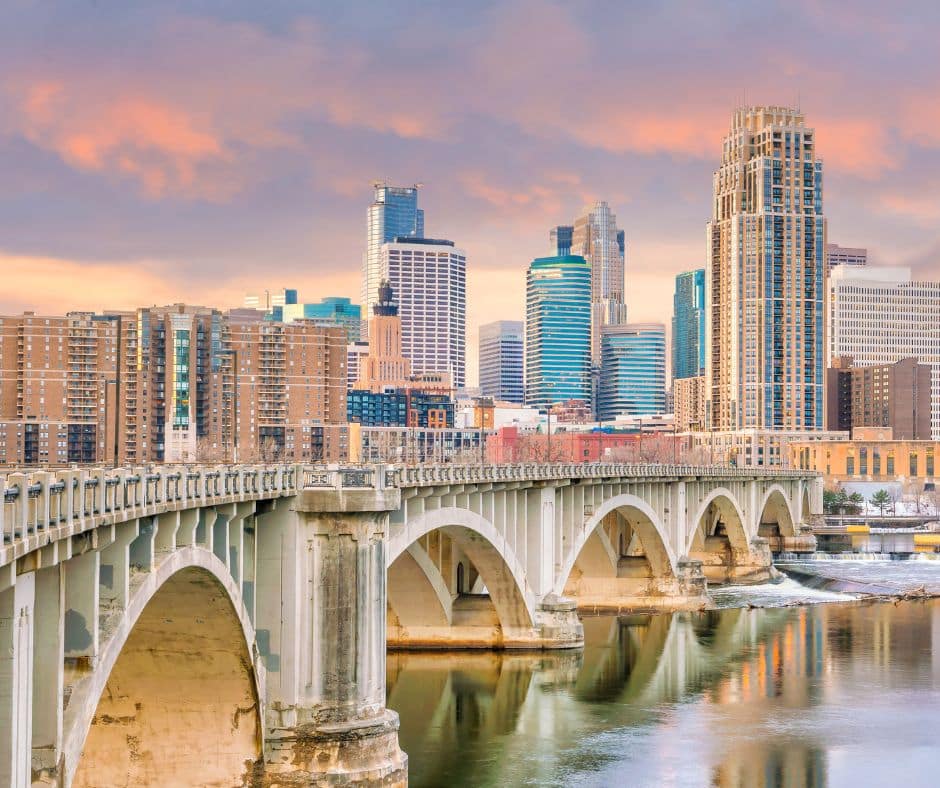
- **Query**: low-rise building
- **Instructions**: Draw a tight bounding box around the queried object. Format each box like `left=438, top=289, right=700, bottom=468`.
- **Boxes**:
left=685, top=429, right=848, bottom=467
left=673, top=375, right=706, bottom=432
left=790, top=428, right=940, bottom=484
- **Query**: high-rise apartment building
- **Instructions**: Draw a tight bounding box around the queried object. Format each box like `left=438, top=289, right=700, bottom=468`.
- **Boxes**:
left=672, top=269, right=706, bottom=380
left=597, top=323, right=667, bottom=420
left=674, top=375, right=707, bottom=432
left=829, top=265, right=940, bottom=438
left=380, top=237, right=466, bottom=389
left=525, top=255, right=592, bottom=411
left=825, top=244, right=867, bottom=273
left=706, top=106, right=825, bottom=430
left=353, top=281, right=412, bottom=393
left=0, top=312, right=120, bottom=465
left=362, top=183, right=424, bottom=331
left=478, top=321, right=524, bottom=404
left=0, top=304, right=349, bottom=465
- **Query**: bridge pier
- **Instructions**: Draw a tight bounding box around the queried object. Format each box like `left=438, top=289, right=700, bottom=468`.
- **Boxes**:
left=565, top=557, right=710, bottom=612
left=694, top=536, right=780, bottom=585
left=261, top=482, right=407, bottom=786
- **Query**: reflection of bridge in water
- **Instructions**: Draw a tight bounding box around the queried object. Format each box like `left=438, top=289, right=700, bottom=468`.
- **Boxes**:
left=388, top=606, right=833, bottom=787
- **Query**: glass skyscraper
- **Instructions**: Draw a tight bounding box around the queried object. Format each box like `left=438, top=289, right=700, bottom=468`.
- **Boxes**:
left=283, top=297, right=362, bottom=343
left=525, top=255, right=592, bottom=410
left=362, top=183, right=424, bottom=330
left=671, top=269, right=706, bottom=380
left=706, top=107, right=825, bottom=430
left=479, top=320, right=524, bottom=403
left=598, top=323, right=667, bottom=420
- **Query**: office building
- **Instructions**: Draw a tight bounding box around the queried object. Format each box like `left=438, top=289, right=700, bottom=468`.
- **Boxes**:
left=674, top=375, right=707, bottom=432
left=706, top=106, right=826, bottom=430
left=244, top=288, right=298, bottom=321
left=826, top=356, right=931, bottom=440
left=381, top=237, right=466, bottom=389
left=825, top=243, right=867, bottom=273
left=525, top=255, right=592, bottom=411
left=283, top=297, right=361, bottom=342
left=597, top=323, right=667, bottom=420
left=829, top=265, right=940, bottom=438
left=362, top=183, right=424, bottom=331
left=790, top=432, right=940, bottom=484
left=549, top=225, right=573, bottom=256
left=672, top=269, right=706, bottom=380
left=478, top=320, right=524, bottom=404
left=568, top=202, right=627, bottom=363
left=354, top=280, right=411, bottom=393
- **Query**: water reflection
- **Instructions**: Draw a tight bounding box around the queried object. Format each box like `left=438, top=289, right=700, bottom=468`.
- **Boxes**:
left=387, top=600, right=940, bottom=787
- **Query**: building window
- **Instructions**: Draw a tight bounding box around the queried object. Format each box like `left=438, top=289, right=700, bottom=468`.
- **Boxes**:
left=886, top=452, right=894, bottom=476
left=910, top=452, right=919, bottom=477
left=927, top=449, right=935, bottom=477
left=872, top=451, right=881, bottom=476
left=846, top=455, right=855, bottom=476
left=859, top=448, right=867, bottom=475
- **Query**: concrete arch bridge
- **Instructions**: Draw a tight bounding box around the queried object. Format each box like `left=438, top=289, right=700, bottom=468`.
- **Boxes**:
left=0, top=462, right=818, bottom=786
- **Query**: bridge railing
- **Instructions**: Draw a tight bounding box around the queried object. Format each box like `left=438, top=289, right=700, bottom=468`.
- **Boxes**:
left=0, top=464, right=303, bottom=557
left=393, top=462, right=815, bottom=487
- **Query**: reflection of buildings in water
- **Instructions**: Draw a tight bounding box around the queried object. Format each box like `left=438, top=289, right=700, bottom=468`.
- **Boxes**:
left=389, top=603, right=940, bottom=787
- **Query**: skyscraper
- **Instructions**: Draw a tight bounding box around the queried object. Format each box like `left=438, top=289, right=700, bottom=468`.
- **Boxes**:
left=570, top=201, right=627, bottom=363
left=362, top=182, right=424, bottom=330
left=353, top=281, right=411, bottom=393
left=478, top=321, right=524, bottom=403
left=525, top=255, right=592, bottom=410
left=829, top=265, right=940, bottom=439
left=549, top=225, right=573, bottom=256
left=672, top=269, right=706, bottom=380
left=597, top=323, right=667, bottom=420
left=706, top=106, right=825, bottom=430
left=282, top=297, right=362, bottom=342
left=380, top=237, right=466, bottom=389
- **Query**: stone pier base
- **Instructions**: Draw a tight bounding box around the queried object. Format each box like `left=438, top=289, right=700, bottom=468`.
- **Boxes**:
left=765, top=530, right=818, bottom=555
left=691, top=537, right=780, bottom=585
left=565, top=559, right=712, bottom=612
left=261, top=710, right=407, bottom=787
left=387, top=594, right=583, bottom=650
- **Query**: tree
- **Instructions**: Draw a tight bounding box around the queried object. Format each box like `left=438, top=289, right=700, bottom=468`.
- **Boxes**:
left=870, top=489, right=892, bottom=516
left=823, top=489, right=839, bottom=514
left=847, top=491, right=864, bottom=515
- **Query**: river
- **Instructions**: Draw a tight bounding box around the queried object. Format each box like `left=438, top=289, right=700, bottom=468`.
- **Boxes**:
left=387, top=563, right=940, bottom=787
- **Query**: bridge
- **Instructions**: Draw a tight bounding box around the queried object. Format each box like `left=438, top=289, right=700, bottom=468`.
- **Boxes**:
left=0, top=462, right=819, bottom=786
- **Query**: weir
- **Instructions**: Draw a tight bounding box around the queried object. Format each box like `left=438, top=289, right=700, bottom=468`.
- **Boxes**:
left=0, top=461, right=819, bottom=785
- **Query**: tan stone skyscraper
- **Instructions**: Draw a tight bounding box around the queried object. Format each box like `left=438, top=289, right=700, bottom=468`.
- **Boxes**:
left=570, top=201, right=627, bottom=363
left=706, top=106, right=826, bottom=430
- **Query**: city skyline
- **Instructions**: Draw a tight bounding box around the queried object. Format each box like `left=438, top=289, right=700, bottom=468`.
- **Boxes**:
left=3, top=3, right=940, bottom=385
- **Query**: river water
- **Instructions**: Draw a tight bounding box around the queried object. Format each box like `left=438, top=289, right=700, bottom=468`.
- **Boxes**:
left=387, top=563, right=940, bottom=787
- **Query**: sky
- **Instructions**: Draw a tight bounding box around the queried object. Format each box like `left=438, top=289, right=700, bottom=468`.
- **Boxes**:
left=3, top=0, right=940, bottom=384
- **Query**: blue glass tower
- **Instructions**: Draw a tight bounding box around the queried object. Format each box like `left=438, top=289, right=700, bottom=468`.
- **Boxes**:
left=362, top=183, right=424, bottom=325
left=598, top=323, right=667, bottom=419
left=525, top=255, right=592, bottom=410
left=671, top=269, right=706, bottom=380
left=284, top=297, right=362, bottom=342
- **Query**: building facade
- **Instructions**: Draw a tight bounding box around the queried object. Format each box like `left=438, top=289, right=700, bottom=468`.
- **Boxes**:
left=828, top=265, right=940, bottom=439
left=824, top=243, right=867, bottom=273
left=478, top=320, right=524, bottom=403
left=672, top=269, right=706, bottom=380
left=354, top=281, right=411, bottom=393
left=362, top=183, right=424, bottom=332
left=706, top=106, right=825, bottom=431
left=381, top=237, right=466, bottom=389
left=597, top=323, right=667, bottom=420
left=674, top=375, right=707, bottom=432
left=826, top=356, right=931, bottom=440
left=790, top=433, right=940, bottom=484
left=0, top=305, right=349, bottom=465
left=569, top=202, right=627, bottom=364
left=525, top=255, right=592, bottom=411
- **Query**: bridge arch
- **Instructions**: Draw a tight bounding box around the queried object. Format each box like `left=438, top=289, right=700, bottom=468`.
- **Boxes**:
left=687, top=487, right=750, bottom=555
left=67, top=547, right=262, bottom=787
left=556, top=493, right=677, bottom=598
left=388, top=507, right=537, bottom=635
left=758, top=484, right=797, bottom=537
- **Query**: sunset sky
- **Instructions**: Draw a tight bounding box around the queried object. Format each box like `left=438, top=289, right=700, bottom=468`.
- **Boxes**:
left=3, top=1, right=940, bottom=383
